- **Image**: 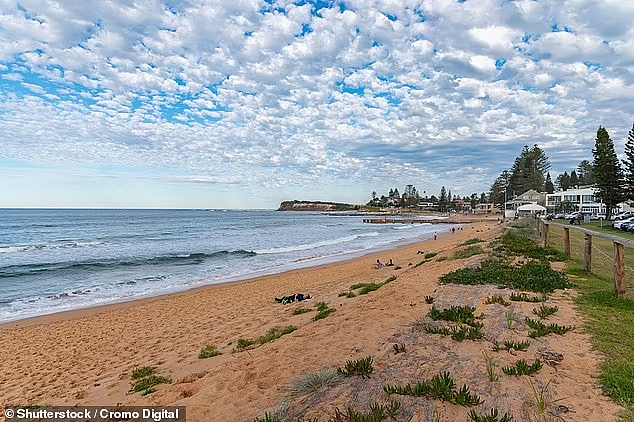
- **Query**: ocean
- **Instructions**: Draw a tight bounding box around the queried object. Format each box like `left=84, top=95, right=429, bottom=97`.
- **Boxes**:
left=0, top=209, right=453, bottom=323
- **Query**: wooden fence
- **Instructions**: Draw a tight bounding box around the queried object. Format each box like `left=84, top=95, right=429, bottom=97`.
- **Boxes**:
left=537, top=219, right=632, bottom=299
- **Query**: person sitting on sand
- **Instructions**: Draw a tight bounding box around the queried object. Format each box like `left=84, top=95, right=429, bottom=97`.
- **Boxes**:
left=385, top=259, right=394, bottom=267
left=374, top=259, right=384, bottom=268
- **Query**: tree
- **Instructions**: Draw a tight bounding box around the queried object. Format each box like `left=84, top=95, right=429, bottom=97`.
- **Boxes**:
left=593, top=126, right=624, bottom=220
left=544, top=172, right=555, bottom=193
left=622, top=123, right=634, bottom=198
left=480, top=192, right=487, bottom=203
left=447, top=189, right=452, bottom=210
left=439, top=186, right=448, bottom=212
left=577, top=159, right=595, bottom=186
left=470, top=193, right=477, bottom=209
left=490, top=170, right=512, bottom=206
left=569, top=170, right=579, bottom=188
left=556, top=172, right=570, bottom=191
left=402, top=184, right=420, bottom=207
left=509, top=144, right=551, bottom=194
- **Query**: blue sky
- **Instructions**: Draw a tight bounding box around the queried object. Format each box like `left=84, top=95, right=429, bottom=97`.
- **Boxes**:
left=1, top=0, right=634, bottom=209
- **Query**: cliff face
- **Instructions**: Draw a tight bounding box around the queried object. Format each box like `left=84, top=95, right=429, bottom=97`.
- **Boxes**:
left=277, top=200, right=358, bottom=211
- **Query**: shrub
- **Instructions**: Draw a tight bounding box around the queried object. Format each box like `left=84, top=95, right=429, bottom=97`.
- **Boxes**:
left=131, top=366, right=156, bottom=379
left=286, top=369, right=344, bottom=398
left=461, top=238, right=485, bottom=246
left=429, top=305, right=478, bottom=326
left=484, top=295, right=510, bottom=306
left=314, top=302, right=336, bottom=320
left=130, top=367, right=171, bottom=395
left=525, top=318, right=574, bottom=338
left=198, top=345, right=221, bottom=359
left=510, top=292, right=543, bottom=302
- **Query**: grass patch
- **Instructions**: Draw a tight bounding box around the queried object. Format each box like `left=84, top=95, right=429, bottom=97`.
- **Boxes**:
left=436, top=256, right=448, bottom=262
left=571, top=263, right=634, bottom=415
left=482, top=350, right=498, bottom=382
left=502, top=359, right=543, bottom=376
left=440, top=260, right=572, bottom=293
left=384, top=371, right=483, bottom=407
left=498, top=228, right=566, bottom=262
left=331, top=400, right=401, bottom=421
left=349, top=276, right=397, bottom=295
left=198, top=345, right=221, bottom=359
left=286, top=369, right=344, bottom=398
left=131, top=366, right=156, bottom=379
left=337, top=356, right=373, bottom=378
left=292, top=307, right=313, bottom=315
left=130, top=367, right=171, bottom=395
left=236, top=326, right=297, bottom=350
left=426, top=324, right=485, bottom=341
left=314, top=302, right=336, bottom=320
left=424, top=252, right=438, bottom=259
left=461, top=238, right=485, bottom=246
left=454, top=245, right=485, bottom=259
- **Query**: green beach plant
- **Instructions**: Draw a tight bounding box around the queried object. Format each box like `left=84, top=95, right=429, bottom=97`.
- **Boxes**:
left=130, top=367, right=171, bottom=396
left=425, top=295, right=435, bottom=304
left=314, top=302, right=336, bottom=320
left=384, top=371, right=483, bottom=407
left=454, top=245, right=485, bottom=259
left=337, top=356, right=373, bottom=378
left=467, top=409, right=513, bottom=422
left=461, top=238, right=485, bottom=246
left=485, top=295, right=511, bottom=306
left=502, top=359, right=543, bottom=376
left=503, top=340, right=531, bottom=352
left=509, top=292, right=544, bottom=302
left=292, top=307, right=313, bottom=315
left=532, top=304, right=559, bottom=319
left=482, top=350, right=498, bottom=382
left=505, top=310, right=517, bottom=329
left=131, top=366, right=156, bottom=379
left=525, top=318, right=574, bottom=338
left=198, top=345, right=221, bottom=359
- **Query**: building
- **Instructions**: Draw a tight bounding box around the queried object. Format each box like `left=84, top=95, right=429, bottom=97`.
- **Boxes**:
left=474, top=203, right=496, bottom=214
left=545, top=187, right=607, bottom=214
left=506, top=189, right=546, bottom=209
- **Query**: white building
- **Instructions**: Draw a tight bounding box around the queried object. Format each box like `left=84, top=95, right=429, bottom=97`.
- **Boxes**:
left=545, top=187, right=608, bottom=214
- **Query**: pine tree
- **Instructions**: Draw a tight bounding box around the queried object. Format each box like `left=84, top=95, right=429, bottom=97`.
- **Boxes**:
left=544, top=172, right=555, bottom=193
left=622, top=123, right=634, bottom=198
left=569, top=170, right=579, bottom=188
left=490, top=170, right=512, bottom=206
left=509, top=144, right=550, bottom=194
left=577, top=159, right=595, bottom=186
left=593, top=126, right=624, bottom=220
left=439, top=186, right=447, bottom=212
left=556, top=172, right=570, bottom=191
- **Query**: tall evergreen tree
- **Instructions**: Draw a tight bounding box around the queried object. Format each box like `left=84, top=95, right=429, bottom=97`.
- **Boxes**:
left=490, top=170, right=512, bottom=206
left=556, top=172, right=570, bottom=191
left=577, top=159, right=595, bottom=186
left=447, top=189, right=452, bottom=210
left=593, top=126, right=624, bottom=220
left=622, top=123, right=634, bottom=198
left=544, top=172, right=555, bottom=193
left=509, top=144, right=551, bottom=194
left=569, top=170, right=579, bottom=188
left=439, top=186, right=447, bottom=212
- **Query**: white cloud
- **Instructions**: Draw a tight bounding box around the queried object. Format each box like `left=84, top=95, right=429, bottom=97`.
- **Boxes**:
left=1, top=0, right=634, bottom=208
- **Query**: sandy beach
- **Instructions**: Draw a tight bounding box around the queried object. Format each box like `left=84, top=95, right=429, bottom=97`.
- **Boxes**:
left=0, top=217, right=623, bottom=421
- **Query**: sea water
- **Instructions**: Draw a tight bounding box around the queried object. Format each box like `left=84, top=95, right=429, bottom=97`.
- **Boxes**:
left=0, top=209, right=453, bottom=322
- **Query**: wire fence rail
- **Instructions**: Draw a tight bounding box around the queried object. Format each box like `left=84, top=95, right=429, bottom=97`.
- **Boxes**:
left=538, top=219, right=633, bottom=299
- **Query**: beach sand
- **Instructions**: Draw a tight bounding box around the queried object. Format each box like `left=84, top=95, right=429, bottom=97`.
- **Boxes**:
left=0, top=217, right=623, bottom=421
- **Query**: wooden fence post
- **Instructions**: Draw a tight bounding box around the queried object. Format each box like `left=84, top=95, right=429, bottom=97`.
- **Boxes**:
left=584, top=233, right=592, bottom=272
left=614, top=241, right=626, bottom=299
left=564, top=227, right=570, bottom=257
left=543, top=222, right=549, bottom=248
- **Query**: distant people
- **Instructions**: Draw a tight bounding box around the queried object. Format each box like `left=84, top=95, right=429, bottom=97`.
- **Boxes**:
left=386, top=259, right=394, bottom=267
left=375, top=259, right=384, bottom=268
left=433, top=232, right=437, bottom=240
left=451, top=227, right=455, bottom=234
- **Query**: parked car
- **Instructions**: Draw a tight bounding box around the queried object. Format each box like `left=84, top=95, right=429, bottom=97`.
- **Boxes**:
left=621, top=222, right=634, bottom=231
left=614, top=217, right=634, bottom=230
left=565, top=211, right=581, bottom=220
left=590, top=213, right=606, bottom=220
left=554, top=213, right=565, bottom=219
left=613, top=212, right=634, bottom=221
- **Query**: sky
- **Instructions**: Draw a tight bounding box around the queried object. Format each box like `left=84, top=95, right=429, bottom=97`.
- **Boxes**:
left=1, top=0, right=634, bottom=209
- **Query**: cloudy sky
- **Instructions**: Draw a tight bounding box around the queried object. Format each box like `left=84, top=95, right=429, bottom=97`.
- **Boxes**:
left=1, top=0, right=634, bottom=209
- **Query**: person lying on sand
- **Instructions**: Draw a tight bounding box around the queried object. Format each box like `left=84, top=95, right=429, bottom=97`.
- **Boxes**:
left=274, top=293, right=311, bottom=304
